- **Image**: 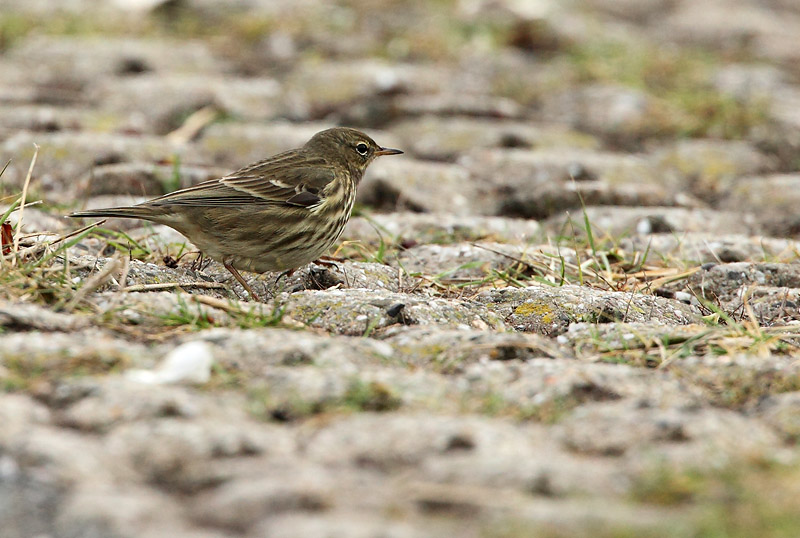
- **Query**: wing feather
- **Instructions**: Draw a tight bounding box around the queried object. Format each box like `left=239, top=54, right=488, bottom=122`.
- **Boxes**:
left=140, top=150, right=336, bottom=209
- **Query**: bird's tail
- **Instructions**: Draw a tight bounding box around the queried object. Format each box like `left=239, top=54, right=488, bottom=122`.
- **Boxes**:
left=68, top=205, right=161, bottom=222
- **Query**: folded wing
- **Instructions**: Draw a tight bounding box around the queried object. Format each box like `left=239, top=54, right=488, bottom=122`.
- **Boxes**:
left=143, top=151, right=336, bottom=209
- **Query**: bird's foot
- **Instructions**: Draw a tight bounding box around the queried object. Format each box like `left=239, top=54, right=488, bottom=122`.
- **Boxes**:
left=189, top=251, right=206, bottom=271
left=223, top=261, right=260, bottom=301
left=275, top=268, right=295, bottom=285
left=312, top=256, right=342, bottom=270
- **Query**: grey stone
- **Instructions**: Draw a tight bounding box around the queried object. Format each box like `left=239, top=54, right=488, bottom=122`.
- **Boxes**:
left=252, top=513, right=430, bottom=538
left=197, top=121, right=330, bottom=168
left=189, top=462, right=333, bottom=532
left=396, top=242, right=536, bottom=281
left=765, top=0, right=800, bottom=14
left=756, top=392, right=800, bottom=441
left=0, top=330, right=152, bottom=405
left=56, top=483, right=226, bottom=538
left=358, top=158, right=475, bottom=215
left=244, top=365, right=416, bottom=419
left=93, top=74, right=217, bottom=134
left=1, top=206, right=71, bottom=233
left=619, top=233, right=800, bottom=264
left=562, top=322, right=712, bottom=361
left=660, top=1, right=778, bottom=51
left=463, top=147, right=668, bottom=219
left=478, top=357, right=701, bottom=417
left=7, top=36, right=223, bottom=82
left=382, top=326, right=563, bottom=371
left=1, top=131, right=206, bottom=196
left=0, top=456, right=62, bottom=538
left=0, top=0, right=113, bottom=14
left=1, top=421, right=124, bottom=487
left=390, top=94, right=524, bottom=121
left=95, top=75, right=285, bottom=133
left=0, top=301, right=90, bottom=332
left=476, top=285, right=698, bottom=335
left=0, top=104, right=94, bottom=137
left=724, top=174, right=800, bottom=236
left=282, top=60, right=425, bottom=119
left=545, top=206, right=758, bottom=238
left=0, top=394, right=52, bottom=442
left=389, top=117, right=591, bottom=161
left=558, top=399, right=781, bottom=459
left=712, top=63, right=787, bottom=101
left=55, top=378, right=209, bottom=432
left=212, top=77, right=283, bottom=121
left=758, top=86, right=800, bottom=168
left=71, top=258, right=215, bottom=295
left=301, top=412, right=618, bottom=501
left=539, top=84, right=679, bottom=148
left=76, top=162, right=226, bottom=197
left=662, top=3, right=800, bottom=67
left=581, top=0, right=678, bottom=22
left=668, top=354, right=800, bottom=409
left=277, top=261, right=404, bottom=294
left=343, top=212, right=543, bottom=246
left=280, top=288, right=506, bottom=335
left=650, top=139, right=775, bottom=201
left=304, top=413, right=521, bottom=468
left=196, top=327, right=394, bottom=372
left=106, top=417, right=295, bottom=492
left=745, top=286, right=800, bottom=325
left=688, top=262, right=800, bottom=303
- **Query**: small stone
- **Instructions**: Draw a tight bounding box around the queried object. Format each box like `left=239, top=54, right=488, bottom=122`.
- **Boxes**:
left=126, top=341, right=214, bottom=385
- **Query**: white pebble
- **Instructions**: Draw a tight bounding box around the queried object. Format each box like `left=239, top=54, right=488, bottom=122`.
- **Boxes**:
left=126, top=341, right=213, bottom=385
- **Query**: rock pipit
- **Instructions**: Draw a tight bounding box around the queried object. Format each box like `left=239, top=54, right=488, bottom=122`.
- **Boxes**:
left=70, top=127, right=403, bottom=300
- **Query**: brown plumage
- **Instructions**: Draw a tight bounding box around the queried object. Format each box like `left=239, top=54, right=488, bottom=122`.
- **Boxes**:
left=69, top=127, right=403, bottom=300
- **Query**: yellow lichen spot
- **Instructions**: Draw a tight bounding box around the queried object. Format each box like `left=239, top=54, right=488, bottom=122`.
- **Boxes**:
left=513, top=302, right=555, bottom=323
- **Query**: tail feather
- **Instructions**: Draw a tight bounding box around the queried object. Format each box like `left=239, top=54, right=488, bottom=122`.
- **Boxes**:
left=68, top=206, right=160, bottom=221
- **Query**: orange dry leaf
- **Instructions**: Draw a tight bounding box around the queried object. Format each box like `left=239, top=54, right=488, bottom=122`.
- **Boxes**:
left=1, top=221, right=12, bottom=254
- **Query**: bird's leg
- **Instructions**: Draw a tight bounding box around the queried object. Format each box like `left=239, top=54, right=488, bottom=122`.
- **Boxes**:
left=223, top=261, right=260, bottom=301
left=275, top=268, right=295, bottom=285
left=190, top=251, right=205, bottom=271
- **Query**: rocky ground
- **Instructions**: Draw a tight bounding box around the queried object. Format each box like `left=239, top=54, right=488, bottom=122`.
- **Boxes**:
left=2, top=0, right=800, bottom=536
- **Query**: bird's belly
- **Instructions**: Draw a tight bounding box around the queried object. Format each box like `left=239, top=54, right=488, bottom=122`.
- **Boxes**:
left=168, top=206, right=346, bottom=274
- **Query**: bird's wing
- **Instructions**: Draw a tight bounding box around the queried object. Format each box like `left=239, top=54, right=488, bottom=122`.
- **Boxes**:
left=142, top=151, right=336, bottom=209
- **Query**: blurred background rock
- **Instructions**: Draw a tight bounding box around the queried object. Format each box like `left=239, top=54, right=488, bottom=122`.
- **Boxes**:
left=1, top=0, right=798, bottom=222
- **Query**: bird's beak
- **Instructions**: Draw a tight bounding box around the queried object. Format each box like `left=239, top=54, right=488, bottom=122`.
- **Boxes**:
left=376, top=147, right=403, bottom=156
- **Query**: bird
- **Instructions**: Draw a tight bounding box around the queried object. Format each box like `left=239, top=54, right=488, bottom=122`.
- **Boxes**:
left=69, top=127, right=403, bottom=300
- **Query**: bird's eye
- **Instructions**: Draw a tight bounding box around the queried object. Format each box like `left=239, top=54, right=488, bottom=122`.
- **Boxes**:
left=355, top=142, right=369, bottom=156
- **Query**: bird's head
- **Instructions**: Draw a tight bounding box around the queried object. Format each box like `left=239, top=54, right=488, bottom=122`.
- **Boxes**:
left=306, top=127, right=403, bottom=177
